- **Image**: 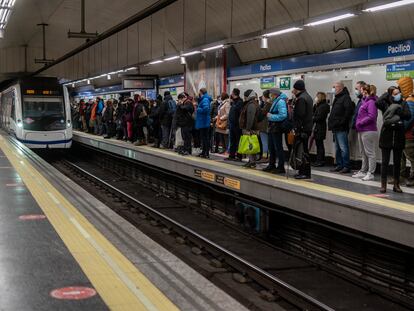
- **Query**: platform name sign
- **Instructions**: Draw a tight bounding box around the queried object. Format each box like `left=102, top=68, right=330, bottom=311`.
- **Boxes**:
left=260, top=77, right=275, bottom=89
left=386, top=62, right=414, bottom=80
left=169, top=87, right=177, bottom=96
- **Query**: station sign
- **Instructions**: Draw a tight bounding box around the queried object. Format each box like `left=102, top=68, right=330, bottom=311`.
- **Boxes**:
left=169, top=87, right=177, bottom=95
left=159, top=75, right=184, bottom=87
left=260, top=77, right=275, bottom=89
left=386, top=62, right=414, bottom=80
left=123, top=78, right=155, bottom=90
left=279, top=77, right=291, bottom=90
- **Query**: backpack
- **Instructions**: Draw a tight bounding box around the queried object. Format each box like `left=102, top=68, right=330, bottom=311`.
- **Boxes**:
left=167, top=99, right=177, bottom=115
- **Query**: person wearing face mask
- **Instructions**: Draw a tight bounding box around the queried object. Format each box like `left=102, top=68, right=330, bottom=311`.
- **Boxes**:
left=353, top=84, right=378, bottom=181
left=328, top=82, right=355, bottom=174
left=175, top=92, right=195, bottom=155
left=376, top=86, right=412, bottom=193
left=351, top=81, right=367, bottom=130
left=311, top=92, right=330, bottom=167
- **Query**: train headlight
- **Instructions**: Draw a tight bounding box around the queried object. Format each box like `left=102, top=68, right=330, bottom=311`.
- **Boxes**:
left=17, top=119, right=23, bottom=128
left=67, top=120, right=71, bottom=128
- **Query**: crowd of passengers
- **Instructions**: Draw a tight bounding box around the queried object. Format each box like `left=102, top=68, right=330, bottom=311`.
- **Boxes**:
left=71, top=77, right=414, bottom=194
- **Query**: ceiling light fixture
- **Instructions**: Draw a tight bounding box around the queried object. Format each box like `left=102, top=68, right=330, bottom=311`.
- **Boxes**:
left=125, top=67, right=137, bottom=71
left=364, top=0, right=414, bottom=12
left=87, top=79, right=90, bottom=84
left=264, top=27, right=302, bottom=37
left=0, top=0, right=17, bottom=35
left=164, top=55, right=180, bottom=61
left=180, top=56, right=186, bottom=65
left=260, top=37, right=268, bottom=49
left=181, top=50, right=201, bottom=56
left=107, top=74, right=111, bottom=80
left=71, top=83, right=75, bottom=88
left=149, top=60, right=163, bottom=65
left=202, top=44, right=224, bottom=51
left=305, top=13, right=355, bottom=26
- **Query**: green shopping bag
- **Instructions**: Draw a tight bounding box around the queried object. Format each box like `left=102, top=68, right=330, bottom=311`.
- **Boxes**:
left=238, top=135, right=260, bottom=155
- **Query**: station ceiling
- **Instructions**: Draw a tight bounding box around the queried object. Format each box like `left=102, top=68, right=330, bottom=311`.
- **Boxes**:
left=2, top=0, right=414, bottom=79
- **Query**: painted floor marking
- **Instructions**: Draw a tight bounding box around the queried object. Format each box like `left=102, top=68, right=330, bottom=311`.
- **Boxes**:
left=0, top=136, right=180, bottom=311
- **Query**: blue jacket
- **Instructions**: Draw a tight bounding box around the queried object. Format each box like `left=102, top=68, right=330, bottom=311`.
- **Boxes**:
left=195, top=93, right=212, bottom=129
left=97, top=99, right=104, bottom=114
left=268, top=93, right=288, bottom=122
left=404, top=99, right=414, bottom=131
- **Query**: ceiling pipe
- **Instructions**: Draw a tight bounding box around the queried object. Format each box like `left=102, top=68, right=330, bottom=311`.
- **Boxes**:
left=68, top=0, right=98, bottom=39
left=32, top=0, right=178, bottom=76
left=34, top=23, right=55, bottom=64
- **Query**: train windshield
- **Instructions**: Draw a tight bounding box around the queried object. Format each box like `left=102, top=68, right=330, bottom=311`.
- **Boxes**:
left=22, top=96, right=66, bottom=131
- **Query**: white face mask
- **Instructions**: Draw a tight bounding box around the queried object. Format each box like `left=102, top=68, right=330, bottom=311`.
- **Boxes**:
left=314, top=97, right=318, bottom=103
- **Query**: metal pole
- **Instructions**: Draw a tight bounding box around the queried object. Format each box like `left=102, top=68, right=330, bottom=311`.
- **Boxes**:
left=81, top=0, right=85, bottom=33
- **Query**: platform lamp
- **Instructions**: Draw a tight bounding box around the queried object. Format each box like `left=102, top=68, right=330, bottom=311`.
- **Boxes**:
left=261, top=36, right=268, bottom=49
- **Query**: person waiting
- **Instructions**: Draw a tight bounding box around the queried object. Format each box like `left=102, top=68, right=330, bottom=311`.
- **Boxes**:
left=353, top=84, right=378, bottom=181
left=311, top=92, right=330, bottom=167
left=328, top=82, right=355, bottom=174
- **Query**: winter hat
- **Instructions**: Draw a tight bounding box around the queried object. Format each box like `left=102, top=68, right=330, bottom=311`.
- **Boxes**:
left=269, top=88, right=281, bottom=97
left=164, top=91, right=171, bottom=96
left=397, top=77, right=413, bottom=99
left=244, top=89, right=254, bottom=98
left=262, top=90, right=270, bottom=98
left=293, top=80, right=305, bottom=91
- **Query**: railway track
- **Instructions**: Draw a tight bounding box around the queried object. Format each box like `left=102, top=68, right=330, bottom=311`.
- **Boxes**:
left=30, top=142, right=413, bottom=311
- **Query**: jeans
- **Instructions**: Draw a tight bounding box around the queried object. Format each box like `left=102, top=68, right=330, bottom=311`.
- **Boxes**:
left=95, top=114, right=103, bottom=135
left=200, top=127, right=210, bottom=156
left=260, top=132, right=269, bottom=154
left=161, top=125, right=171, bottom=147
left=229, top=127, right=242, bottom=158
left=181, top=126, right=192, bottom=153
left=401, top=140, right=414, bottom=177
left=358, top=131, right=377, bottom=174
left=333, top=131, right=350, bottom=169
left=296, top=132, right=311, bottom=177
left=381, top=148, right=403, bottom=182
left=268, top=132, right=284, bottom=169
left=315, top=138, right=325, bottom=163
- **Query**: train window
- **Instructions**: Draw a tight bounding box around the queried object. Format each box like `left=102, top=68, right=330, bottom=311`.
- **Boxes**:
left=11, top=95, right=15, bottom=121
left=22, top=96, right=66, bottom=131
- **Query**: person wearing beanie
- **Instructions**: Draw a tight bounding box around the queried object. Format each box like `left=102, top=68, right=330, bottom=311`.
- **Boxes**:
left=239, top=89, right=259, bottom=168
left=226, top=88, right=244, bottom=161
left=328, top=81, right=355, bottom=174
left=292, top=80, right=313, bottom=179
left=175, top=92, right=195, bottom=155
left=159, top=91, right=176, bottom=148
left=397, top=77, right=414, bottom=187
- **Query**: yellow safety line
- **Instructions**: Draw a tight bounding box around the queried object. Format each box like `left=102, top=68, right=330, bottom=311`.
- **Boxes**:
left=137, top=144, right=414, bottom=213
left=0, top=136, right=180, bottom=311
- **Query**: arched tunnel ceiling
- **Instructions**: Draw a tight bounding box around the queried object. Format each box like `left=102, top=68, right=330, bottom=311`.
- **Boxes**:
left=2, top=0, right=414, bottom=79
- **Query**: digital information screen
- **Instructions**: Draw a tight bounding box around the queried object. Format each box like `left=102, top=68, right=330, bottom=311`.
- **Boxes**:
left=123, top=79, right=155, bottom=90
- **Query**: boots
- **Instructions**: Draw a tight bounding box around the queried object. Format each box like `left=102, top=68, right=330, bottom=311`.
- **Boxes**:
left=380, top=179, right=387, bottom=193
left=393, top=180, right=403, bottom=193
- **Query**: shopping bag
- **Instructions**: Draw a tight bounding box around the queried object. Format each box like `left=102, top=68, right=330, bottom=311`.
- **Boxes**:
left=174, top=127, right=184, bottom=148
left=237, top=135, right=260, bottom=155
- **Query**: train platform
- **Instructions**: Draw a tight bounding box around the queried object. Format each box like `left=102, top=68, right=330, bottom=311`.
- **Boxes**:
left=0, top=133, right=248, bottom=311
left=73, top=131, right=414, bottom=249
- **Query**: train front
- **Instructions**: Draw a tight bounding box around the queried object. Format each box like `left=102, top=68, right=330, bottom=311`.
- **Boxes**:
left=18, top=79, right=72, bottom=149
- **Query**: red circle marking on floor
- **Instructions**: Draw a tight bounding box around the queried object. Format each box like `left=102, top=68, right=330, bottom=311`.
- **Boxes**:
left=18, top=214, right=47, bottom=220
left=368, top=193, right=390, bottom=198
left=50, top=287, right=97, bottom=300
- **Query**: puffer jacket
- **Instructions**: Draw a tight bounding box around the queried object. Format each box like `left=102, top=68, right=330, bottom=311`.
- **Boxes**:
left=267, top=93, right=288, bottom=133
left=376, top=92, right=411, bottom=149
left=328, top=87, right=354, bottom=132
left=355, top=95, right=378, bottom=132
left=195, top=93, right=212, bottom=129
left=312, top=100, right=330, bottom=140
left=215, top=99, right=231, bottom=134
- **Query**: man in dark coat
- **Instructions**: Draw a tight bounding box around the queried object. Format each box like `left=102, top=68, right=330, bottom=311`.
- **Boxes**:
left=226, top=88, right=244, bottom=161
left=292, top=80, right=313, bottom=179
left=312, top=94, right=330, bottom=167
left=328, top=82, right=355, bottom=174
left=159, top=91, right=174, bottom=148
left=176, top=92, right=195, bottom=156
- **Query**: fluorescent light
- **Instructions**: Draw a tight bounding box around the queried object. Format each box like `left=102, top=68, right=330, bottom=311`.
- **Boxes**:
left=116, top=70, right=124, bottom=73
left=87, top=79, right=90, bottom=84
left=107, top=74, right=111, bottom=80
left=260, top=37, right=268, bottom=49
left=202, top=44, right=224, bottom=51
left=149, top=60, right=163, bottom=64
left=264, top=27, right=302, bottom=37
left=305, top=13, right=355, bottom=26
left=125, top=67, right=137, bottom=71
left=180, top=56, right=186, bottom=65
left=164, top=55, right=180, bottom=61
left=182, top=50, right=201, bottom=56
left=71, top=83, right=75, bottom=88
left=364, top=0, right=414, bottom=12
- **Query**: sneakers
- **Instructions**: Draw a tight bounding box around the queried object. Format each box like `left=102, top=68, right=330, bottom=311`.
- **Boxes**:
left=352, top=171, right=366, bottom=178
left=362, top=172, right=374, bottom=181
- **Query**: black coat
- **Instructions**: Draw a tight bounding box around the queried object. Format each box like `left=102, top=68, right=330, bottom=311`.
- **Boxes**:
left=328, top=88, right=354, bottom=132
left=293, top=90, right=313, bottom=133
left=312, top=100, right=330, bottom=140
left=175, top=100, right=194, bottom=128
left=159, top=95, right=174, bottom=126
left=228, top=97, right=243, bottom=130
left=376, top=93, right=412, bottom=150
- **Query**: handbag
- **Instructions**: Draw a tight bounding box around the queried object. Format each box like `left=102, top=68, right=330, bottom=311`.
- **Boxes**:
left=237, top=134, right=260, bottom=155
left=216, top=118, right=227, bottom=130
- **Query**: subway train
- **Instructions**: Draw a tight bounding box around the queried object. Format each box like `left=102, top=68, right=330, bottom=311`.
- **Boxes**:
left=0, top=77, right=72, bottom=148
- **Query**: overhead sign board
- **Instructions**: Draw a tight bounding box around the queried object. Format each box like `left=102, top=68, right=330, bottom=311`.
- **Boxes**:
left=260, top=77, right=275, bottom=89
left=386, top=62, right=414, bottom=80
left=123, top=78, right=155, bottom=90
